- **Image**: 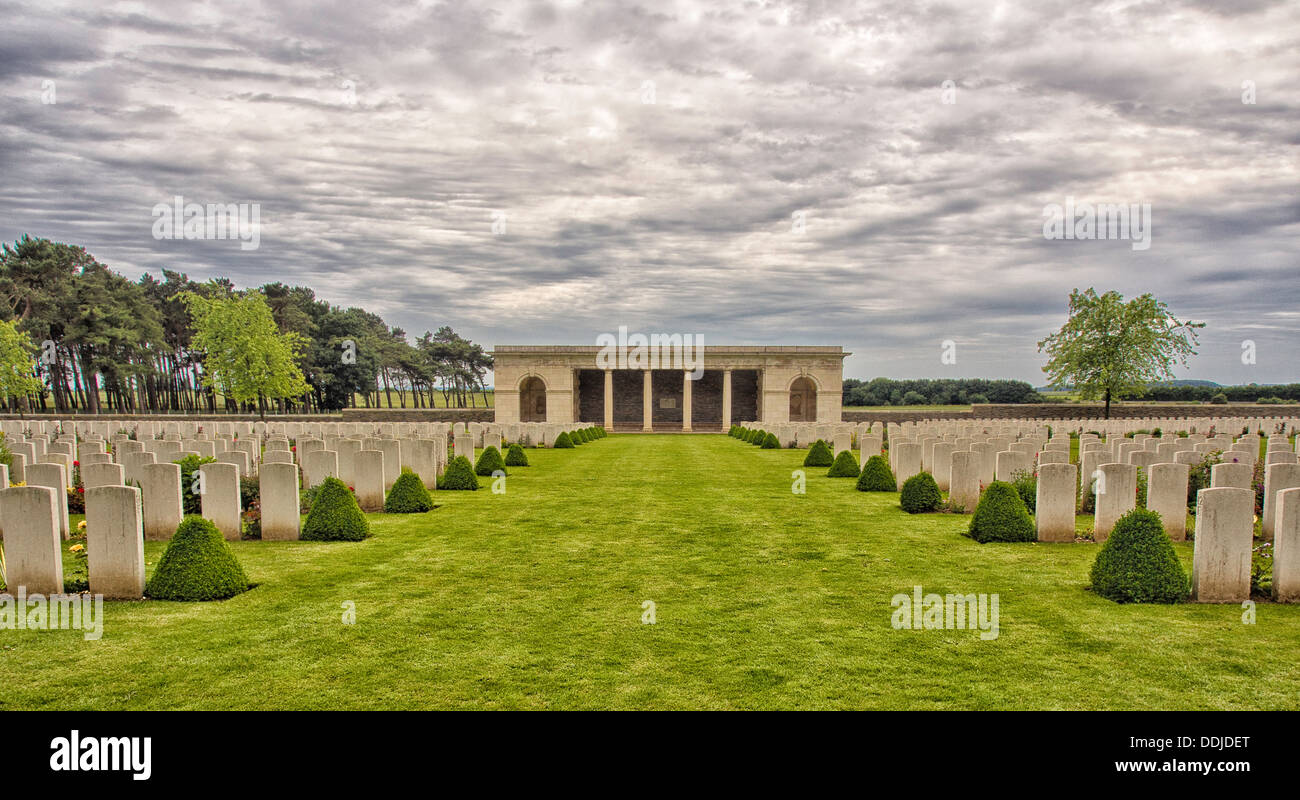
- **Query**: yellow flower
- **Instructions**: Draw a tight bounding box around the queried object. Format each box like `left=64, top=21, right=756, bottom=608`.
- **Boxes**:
left=77, top=520, right=87, bottom=531
left=69, top=544, right=84, bottom=553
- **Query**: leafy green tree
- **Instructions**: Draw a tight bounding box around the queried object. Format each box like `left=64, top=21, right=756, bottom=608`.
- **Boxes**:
left=1, top=236, right=91, bottom=412
left=0, top=318, right=43, bottom=413
left=180, top=289, right=309, bottom=417
left=139, top=270, right=211, bottom=412
left=1037, top=288, right=1203, bottom=418
left=1, top=235, right=493, bottom=415
left=62, top=262, right=163, bottom=413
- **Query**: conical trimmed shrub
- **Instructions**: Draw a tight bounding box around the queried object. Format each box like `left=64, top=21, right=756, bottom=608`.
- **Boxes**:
left=439, top=455, right=480, bottom=490
left=827, top=449, right=861, bottom=478
left=899, top=472, right=942, bottom=512
left=553, top=432, right=574, bottom=448
left=803, top=440, right=833, bottom=467
left=385, top=468, right=434, bottom=513
left=856, top=455, right=896, bottom=491
left=474, top=445, right=507, bottom=476
left=146, top=516, right=249, bottom=601
left=504, top=443, right=529, bottom=467
left=302, top=477, right=370, bottom=541
left=752, top=429, right=767, bottom=445
left=1089, top=508, right=1188, bottom=603
left=967, top=481, right=1035, bottom=543
left=761, top=432, right=780, bottom=449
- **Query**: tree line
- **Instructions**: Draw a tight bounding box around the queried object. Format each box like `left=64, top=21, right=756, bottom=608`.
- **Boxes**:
left=1140, top=384, right=1300, bottom=403
left=842, top=377, right=1042, bottom=406
left=0, top=236, right=493, bottom=415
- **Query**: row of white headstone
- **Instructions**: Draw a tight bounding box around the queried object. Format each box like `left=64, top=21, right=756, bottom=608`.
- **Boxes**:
left=819, top=421, right=1299, bottom=604
left=0, top=420, right=592, bottom=600
left=873, top=415, right=1299, bottom=438
left=1, top=419, right=590, bottom=450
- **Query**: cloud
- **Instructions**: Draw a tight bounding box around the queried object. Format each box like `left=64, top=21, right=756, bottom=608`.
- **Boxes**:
left=0, top=0, right=1296, bottom=386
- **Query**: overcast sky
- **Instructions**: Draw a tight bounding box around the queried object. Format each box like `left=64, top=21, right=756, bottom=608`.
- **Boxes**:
left=2, top=0, right=1296, bottom=386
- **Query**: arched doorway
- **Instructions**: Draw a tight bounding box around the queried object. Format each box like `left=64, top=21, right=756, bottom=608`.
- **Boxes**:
left=789, top=376, right=817, bottom=422
left=520, top=376, right=547, bottom=422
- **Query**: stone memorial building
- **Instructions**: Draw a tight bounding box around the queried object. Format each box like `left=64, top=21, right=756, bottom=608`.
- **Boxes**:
left=492, top=345, right=848, bottom=431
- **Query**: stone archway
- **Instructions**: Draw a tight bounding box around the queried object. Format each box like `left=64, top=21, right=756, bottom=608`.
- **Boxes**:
left=789, top=376, right=817, bottom=422
left=519, top=376, right=547, bottom=422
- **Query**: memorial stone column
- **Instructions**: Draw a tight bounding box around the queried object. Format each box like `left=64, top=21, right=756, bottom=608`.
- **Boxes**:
left=722, top=369, right=733, bottom=429
left=682, top=371, right=693, bottom=432
left=604, top=369, right=614, bottom=430
left=642, top=369, right=653, bottom=432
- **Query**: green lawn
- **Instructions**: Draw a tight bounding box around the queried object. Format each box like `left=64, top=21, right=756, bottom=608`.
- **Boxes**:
left=3, top=434, right=1296, bottom=710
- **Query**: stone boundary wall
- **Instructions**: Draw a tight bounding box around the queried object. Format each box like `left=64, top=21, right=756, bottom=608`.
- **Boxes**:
left=841, top=403, right=1299, bottom=423
left=340, top=409, right=494, bottom=423
left=4, top=403, right=1290, bottom=426
left=840, top=409, right=971, bottom=423
left=0, top=408, right=495, bottom=424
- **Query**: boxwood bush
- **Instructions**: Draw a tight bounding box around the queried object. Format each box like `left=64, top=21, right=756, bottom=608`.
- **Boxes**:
left=474, top=445, right=508, bottom=477
left=761, top=432, right=780, bottom=449
left=504, top=443, right=529, bottom=467
left=301, top=477, right=370, bottom=541
left=827, top=449, right=861, bottom=478
left=1089, top=508, right=1188, bottom=603
left=385, top=468, right=434, bottom=513
left=967, top=481, right=1035, bottom=543
left=856, top=455, right=896, bottom=491
left=553, top=432, right=575, bottom=449
left=899, top=472, right=942, bottom=512
left=803, top=440, right=833, bottom=467
left=145, top=516, right=250, bottom=601
left=439, top=455, right=480, bottom=491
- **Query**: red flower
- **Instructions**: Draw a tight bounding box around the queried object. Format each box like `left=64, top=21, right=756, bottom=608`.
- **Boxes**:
left=73, top=460, right=80, bottom=467
left=76, top=486, right=84, bottom=494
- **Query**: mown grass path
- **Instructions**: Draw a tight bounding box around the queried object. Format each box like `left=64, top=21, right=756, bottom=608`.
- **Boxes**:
left=3, top=434, right=1297, bottom=709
